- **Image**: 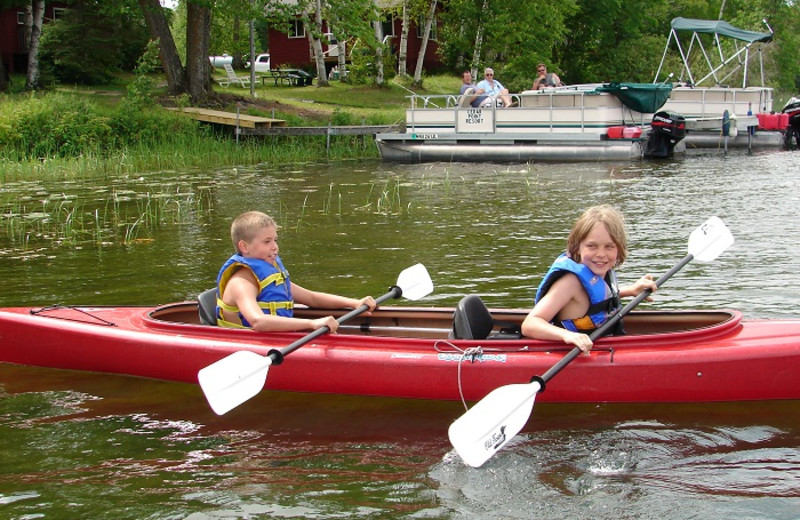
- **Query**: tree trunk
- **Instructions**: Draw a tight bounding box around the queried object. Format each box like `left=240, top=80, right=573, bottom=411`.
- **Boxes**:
left=336, top=39, right=346, bottom=82
left=372, top=20, right=384, bottom=86
left=185, top=2, right=212, bottom=103
left=138, top=0, right=185, bottom=95
left=25, top=1, right=45, bottom=90
left=232, top=17, right=243, bottom=69
left=412, top=0, right=437, bottom=87
left=470, top=1, right=488, bottom=78
left=397, top=0, right=409, bottom=78
left=310, top=0, right=328, bottom=86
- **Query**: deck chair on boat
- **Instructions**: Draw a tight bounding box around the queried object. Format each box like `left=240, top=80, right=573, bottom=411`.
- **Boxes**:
left=198, top=288, right=218, bottom=326
left=218, top=64, right=251, bottom=88
left=458, top=87, right=475, bottom=107
left=449, top=294, right=522, bottom=340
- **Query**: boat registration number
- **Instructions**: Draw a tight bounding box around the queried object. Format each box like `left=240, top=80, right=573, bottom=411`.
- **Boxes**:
left=412, top=133, right=439, bottom=139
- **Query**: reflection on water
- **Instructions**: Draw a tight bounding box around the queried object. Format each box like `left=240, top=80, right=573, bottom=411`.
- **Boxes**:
left=2, top=151, right=800, bottom=315
left=2, top=150, right=800, bottom=518
left=3, top=363, right=800, bottom=520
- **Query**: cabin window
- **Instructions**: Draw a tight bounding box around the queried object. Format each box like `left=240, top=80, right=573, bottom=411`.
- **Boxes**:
left=289, top=19, right=305, bottom=39
left=416, top=19, right=437, bottom=41
left=382, top=16, right=394, bottom=37
left=16, top=12, right=26, bottom=50
left=52, top=7, right=68, bottom=20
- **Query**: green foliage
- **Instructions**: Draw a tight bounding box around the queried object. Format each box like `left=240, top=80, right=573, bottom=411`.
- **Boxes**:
left=0, top=94, right=113, bottom=159
left=123, top=40, right=162, bottom=110
left=38, top=0, right=149, bottom=85
left=331, top=107, right=360, bottom=125
left=435, top=0, right=798, bottom=92
left=347, top=41, right=397, bottom=85
left=0, top=92, right=198, bottom=162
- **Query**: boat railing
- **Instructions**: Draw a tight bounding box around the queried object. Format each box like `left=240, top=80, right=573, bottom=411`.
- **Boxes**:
left=664, top=85, right=773, bottom=115
left=404, top=84, right=652, bottom=135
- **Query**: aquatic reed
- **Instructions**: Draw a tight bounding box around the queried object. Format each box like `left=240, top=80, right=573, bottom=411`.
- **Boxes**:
left=0, top=187, right=210, bottom=249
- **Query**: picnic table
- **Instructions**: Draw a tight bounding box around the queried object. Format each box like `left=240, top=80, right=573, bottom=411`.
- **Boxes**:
left=262, top=69, right=314, bottom=87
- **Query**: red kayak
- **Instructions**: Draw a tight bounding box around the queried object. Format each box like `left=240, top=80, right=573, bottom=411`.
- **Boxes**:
left=1, top=301, right=799, bottom=403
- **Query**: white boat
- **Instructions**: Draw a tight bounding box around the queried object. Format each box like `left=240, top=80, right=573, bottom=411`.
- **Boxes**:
left=376, top=83, right=683, bottom=163
left=654, top=17, right=784, bottom=150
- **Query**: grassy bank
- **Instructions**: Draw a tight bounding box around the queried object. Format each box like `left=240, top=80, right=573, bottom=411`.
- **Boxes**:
left=0, top=73, right=461, bottom=182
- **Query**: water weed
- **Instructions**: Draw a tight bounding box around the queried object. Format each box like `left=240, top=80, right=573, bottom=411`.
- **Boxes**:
left=0, top=185, right=209, bottom=249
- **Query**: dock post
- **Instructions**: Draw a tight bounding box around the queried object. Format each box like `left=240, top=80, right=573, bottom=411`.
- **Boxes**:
left=326, top=121, right=332, bottom=156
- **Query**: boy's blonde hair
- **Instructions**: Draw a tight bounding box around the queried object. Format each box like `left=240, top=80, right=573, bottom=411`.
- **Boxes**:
left=231, top=211, right=276, bottom=253
left=566, top=205, right=628, bottom=266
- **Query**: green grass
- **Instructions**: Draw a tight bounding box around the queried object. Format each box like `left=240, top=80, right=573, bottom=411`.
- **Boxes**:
left=211, top=69, right=461, bottom=124
left=0, top=71, right=463, bottom=181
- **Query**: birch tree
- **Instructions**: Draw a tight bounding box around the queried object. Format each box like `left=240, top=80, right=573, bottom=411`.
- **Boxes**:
left=397, top=0, right=409, bottom=78
left=24, top=1, right=45, bottom=90
left=411, top=0, right=436, bottom=86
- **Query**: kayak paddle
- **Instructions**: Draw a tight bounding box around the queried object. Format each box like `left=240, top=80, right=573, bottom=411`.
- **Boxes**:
left=448, top=216, right=735, bottom=467
left=198, top=263, right=434, bottom=415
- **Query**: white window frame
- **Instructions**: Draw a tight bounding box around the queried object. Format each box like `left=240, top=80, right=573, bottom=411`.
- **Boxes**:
left=417, top=19, right=437, bottom=41
left=289, top=19, right=305, bottom=39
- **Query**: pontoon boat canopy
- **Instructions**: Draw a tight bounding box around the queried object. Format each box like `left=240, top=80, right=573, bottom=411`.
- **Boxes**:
left=670, top=17, right=772, bottom=43
left=655, top=17, right=773, bottom=87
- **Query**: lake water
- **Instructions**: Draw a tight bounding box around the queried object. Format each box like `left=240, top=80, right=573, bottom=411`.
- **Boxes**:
left=2, top=149, right=800, bottom=519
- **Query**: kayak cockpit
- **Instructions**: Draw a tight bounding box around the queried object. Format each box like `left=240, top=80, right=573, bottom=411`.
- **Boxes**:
left=145, top=301, right=742, bottom=341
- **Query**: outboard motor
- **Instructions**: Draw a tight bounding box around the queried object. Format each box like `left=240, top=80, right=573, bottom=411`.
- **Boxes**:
left=783, top=97, right=800, bottom=150
left=645, top=111, right=686, bottom=159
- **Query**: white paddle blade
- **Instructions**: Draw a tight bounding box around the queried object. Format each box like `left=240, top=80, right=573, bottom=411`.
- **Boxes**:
left=448, top=381, right=542, bottom=468
left=396, top=263, right=434, bottom=301
left=689, top=216, right=734, bottom=263
left=198, top=350, right=272, bottom=415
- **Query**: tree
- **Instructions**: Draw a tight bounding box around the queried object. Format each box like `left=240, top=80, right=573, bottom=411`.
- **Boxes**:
left=137, top=0, right=231, bottom=102
left=411, top=0, right=436, bottom=87
left=309, top=0, right=329, bottom=86
left=397, top=0, right=409, bottom=77
left=138, top=0, right=186, bottom=95
left=39, top=1, right=150, bottom=85
left=184, top=1, right=212, bottom=101
left=438, top=0, right=577, bottom=91
left=24, top=1, right=45, bottom=90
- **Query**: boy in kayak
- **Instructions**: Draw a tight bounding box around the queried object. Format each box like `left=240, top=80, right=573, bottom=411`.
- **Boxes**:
left=521, top=205, right=657, bottom=353
left=215, top=211, right=376, bottom=332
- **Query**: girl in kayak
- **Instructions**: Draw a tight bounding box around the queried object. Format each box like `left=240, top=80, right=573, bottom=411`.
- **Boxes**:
left=215, top=211, right=376, bottom=332
left=521, top=205, right=657, bottom=353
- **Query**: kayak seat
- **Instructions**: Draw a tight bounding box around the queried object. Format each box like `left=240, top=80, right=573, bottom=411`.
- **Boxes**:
left=450, top=295, right=521, bottom=340
left=198, top=288, right=218, bottom=326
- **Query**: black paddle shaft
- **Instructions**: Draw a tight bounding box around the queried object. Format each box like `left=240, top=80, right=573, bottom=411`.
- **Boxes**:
left=537, top=253, right=694, bottom=385
left=266, top=285, right=403, bottom=365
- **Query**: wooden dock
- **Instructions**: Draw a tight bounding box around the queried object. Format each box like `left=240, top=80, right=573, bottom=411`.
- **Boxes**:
left=165, top=106, right=401, bottom=152
left=165, top=107, right=287, bottom=128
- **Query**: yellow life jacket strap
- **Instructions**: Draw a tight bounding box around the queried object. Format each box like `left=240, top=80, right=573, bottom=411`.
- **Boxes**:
left=215, top=297, right=294, bottom=328
left=260, top=271, right=287, bottom=290
left=257, top=300, right=294, bottom=314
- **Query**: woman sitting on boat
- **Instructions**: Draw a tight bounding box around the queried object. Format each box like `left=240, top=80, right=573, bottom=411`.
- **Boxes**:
left=521, top=205, right=657, bottom=353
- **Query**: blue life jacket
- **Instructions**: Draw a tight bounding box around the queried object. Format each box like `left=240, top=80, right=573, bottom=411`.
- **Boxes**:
left=216, top=254, right=293, bottom=328
left=535, top=253, right=622, bottom=334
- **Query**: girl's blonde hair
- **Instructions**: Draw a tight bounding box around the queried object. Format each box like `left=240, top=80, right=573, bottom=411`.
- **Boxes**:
left=231, top=211, right=276, bottom=253
left=566, top=205, right=628, bottom=266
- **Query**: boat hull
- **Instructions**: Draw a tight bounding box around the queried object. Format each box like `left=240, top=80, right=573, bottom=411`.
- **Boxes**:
left=376, top=134, right=643, bottom=163
left=2, top=304, right=799, bottom=403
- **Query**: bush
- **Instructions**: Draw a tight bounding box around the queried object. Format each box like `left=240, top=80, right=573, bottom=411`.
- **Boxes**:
left=109, top=106, right=199, bottom=146
left=0, top=94, right=113, bottom=159
left=0, top=92, right=199, bottom=161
